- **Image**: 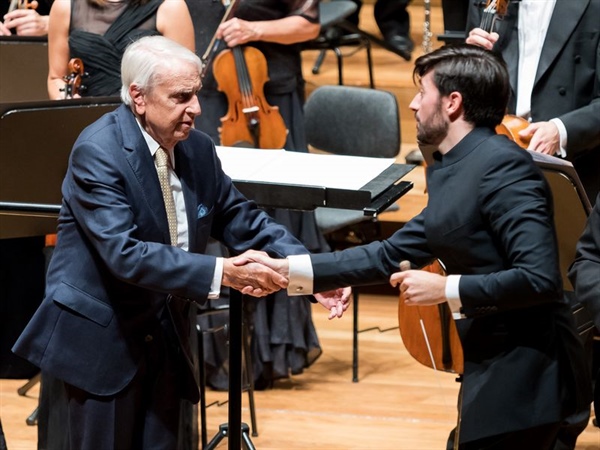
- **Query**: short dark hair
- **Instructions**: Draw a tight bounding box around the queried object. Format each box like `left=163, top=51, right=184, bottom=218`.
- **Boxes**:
left=413, top=44, right=510, bottom=129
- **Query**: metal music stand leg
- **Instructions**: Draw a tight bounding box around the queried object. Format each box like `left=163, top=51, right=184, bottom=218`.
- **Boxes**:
left=205, top=289, right=254, bottom=450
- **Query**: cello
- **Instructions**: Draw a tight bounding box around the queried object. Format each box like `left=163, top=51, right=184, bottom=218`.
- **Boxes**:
left=205, top=0, right=288, bottom=149
left=397, top=260, right=464, bottom=374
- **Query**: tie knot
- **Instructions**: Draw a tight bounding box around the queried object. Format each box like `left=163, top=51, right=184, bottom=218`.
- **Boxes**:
left=155, top=147, right=170, bottom=169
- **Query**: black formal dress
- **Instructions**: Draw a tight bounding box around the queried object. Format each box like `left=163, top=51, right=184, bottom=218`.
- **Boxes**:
left=68, top=0, right=162, bottom=97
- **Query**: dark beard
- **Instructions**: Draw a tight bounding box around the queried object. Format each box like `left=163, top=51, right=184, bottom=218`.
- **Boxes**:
left=416, top=110, right=449, bottom=147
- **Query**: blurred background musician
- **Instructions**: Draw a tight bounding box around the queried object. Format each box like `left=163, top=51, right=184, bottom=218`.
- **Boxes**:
left=185, top=0, right=330, bottom=390
left=0, top=0, right=52, bottom=36
left=47, top=0, right=194, bottom=99
left=347, top=0, right=414, bottom=58
left=466, top=0, right=600, bottom=204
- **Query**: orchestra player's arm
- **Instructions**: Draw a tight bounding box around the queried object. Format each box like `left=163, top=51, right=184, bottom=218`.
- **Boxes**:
left=46, top=0, right=72, bottom=100
left=2, top=8, right=49, bottom=36
left=156, top=0, right=195, bottom=52
left=216, top=15, right=320, bottom=48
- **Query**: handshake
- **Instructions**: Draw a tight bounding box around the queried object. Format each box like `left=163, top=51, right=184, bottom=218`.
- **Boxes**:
left=222, top=250, right=351, bottom=320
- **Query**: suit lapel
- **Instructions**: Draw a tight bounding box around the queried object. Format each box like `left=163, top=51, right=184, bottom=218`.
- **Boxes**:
left=117, top=105, right=170, bottom=243
left=536, top=0, right=589, bottom=84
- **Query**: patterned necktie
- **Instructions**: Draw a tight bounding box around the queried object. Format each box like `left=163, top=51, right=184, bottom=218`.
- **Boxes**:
left=155, top=147, right=178, bottom=246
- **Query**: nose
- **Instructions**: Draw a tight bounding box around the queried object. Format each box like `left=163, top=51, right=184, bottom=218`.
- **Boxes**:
left=188, top=95, right=201, bottom=117
left=409, top=94, right=419, bottom=112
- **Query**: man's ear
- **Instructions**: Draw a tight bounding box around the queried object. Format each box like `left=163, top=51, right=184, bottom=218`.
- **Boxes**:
left=130, top=85, right=146, bottom=116
left=446, top=91, right=463, bottom=121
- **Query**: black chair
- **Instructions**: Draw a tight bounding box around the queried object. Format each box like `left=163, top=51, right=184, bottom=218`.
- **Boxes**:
left=304, top=85, right=401, bottom=381
left=304, top=0, right=375, bottom=88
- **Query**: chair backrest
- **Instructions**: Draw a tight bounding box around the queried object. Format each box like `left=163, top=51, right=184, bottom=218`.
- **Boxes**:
left=318, top=0, right=357, bottom=28
left=304, top=85, right=400, bottom=158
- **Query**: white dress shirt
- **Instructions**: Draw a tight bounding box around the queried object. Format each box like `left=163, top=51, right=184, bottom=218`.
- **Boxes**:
left=516, top=0, right=567, bottom=156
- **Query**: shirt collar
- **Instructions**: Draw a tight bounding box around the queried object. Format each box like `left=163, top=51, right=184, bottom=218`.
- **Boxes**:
left=135, top=118, right=176, bottom=169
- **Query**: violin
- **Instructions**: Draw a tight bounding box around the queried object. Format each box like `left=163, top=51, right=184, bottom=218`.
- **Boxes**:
left=213, top=47, right=288, bottom=149
left=478, top=0, right=531, bottom=149
left=61, top=58, right=88, bottom=99
left=496, top=114, right=530, bottom=148
left=397, top=260, right=464, bottom=374
left=206, top=0, right=288, bottom=149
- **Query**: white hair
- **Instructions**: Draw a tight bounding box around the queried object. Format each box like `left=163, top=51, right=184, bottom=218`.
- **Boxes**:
left=120, top=36, right=202, bottom=106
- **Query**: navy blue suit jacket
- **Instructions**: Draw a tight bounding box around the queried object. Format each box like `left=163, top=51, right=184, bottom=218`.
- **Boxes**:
left=12, top=104, right=307, bottom=403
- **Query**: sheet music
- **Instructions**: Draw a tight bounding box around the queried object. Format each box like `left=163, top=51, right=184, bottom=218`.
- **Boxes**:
left=216, top=146, right=395, bottom=190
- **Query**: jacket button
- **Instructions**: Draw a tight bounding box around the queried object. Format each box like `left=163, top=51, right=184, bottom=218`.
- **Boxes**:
left=558, top=87, right=566, bottom=96
left=574, top=55, right=581, bottom=63
left=145, top=334, right=153, bottom=342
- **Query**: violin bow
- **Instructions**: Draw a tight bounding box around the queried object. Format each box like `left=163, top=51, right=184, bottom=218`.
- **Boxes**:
left=200, top=0, right=240, bottom=79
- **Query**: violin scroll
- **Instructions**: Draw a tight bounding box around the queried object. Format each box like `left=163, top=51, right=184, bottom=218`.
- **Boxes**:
left=8, top=0, right=38, bottom=12
left=61, top=58, right=88, bottom=99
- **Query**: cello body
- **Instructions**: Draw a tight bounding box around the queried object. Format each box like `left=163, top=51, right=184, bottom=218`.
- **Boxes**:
left=397, top=261, right=464, bottom=374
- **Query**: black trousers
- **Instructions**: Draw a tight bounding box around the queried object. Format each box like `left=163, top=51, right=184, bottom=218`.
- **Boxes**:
left=447, top=422, right=563, bottom=450
left=348, top=0, right=412, bottom=38
left=61, top=325, right=183, bottom=450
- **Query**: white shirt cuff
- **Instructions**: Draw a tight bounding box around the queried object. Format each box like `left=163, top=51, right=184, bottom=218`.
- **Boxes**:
left=209, top=257, right=224, bottom=299
left=445, top=274, right=465, bottom=320
left=550, top=118, right=568, bottom=158
left=287, top=254, right=313, bottom=295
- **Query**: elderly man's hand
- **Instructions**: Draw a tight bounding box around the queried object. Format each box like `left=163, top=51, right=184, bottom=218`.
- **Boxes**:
left=231, top=249, right=289, bottom=277
left=222, top=251, right=288, bottom=297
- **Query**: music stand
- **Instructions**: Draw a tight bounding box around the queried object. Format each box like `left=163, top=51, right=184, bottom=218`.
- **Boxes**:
left=209, top=147, right=415, bottom=449
left=0, top=97, right=122, bottom=238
